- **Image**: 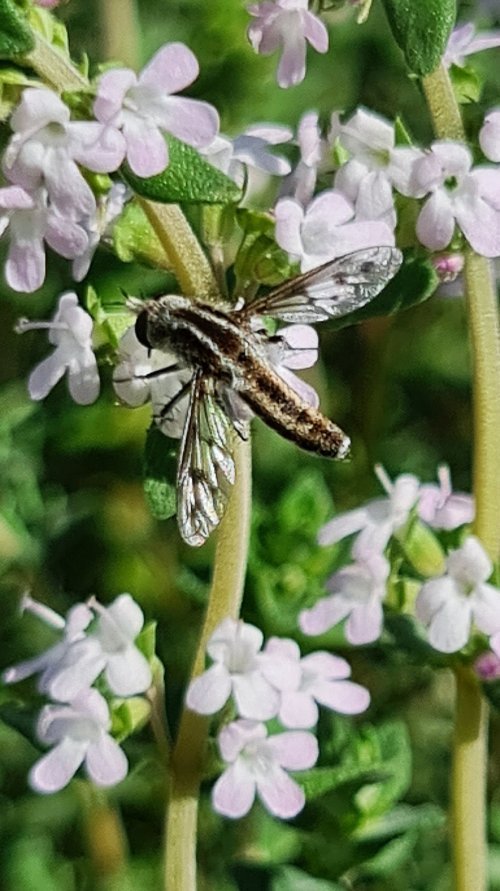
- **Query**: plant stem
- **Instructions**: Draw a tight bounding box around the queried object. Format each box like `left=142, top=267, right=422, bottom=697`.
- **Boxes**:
left=422, top=61, right=500, bottom=891
left=23, top=32, right=88, bottom=91
left=164, top=438, right=252, bottom=891
left=99, top=0, right=141, bottom=69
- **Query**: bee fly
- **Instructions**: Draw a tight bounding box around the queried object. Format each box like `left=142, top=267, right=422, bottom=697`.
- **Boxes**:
left=130, top=246, right=402, bottom=546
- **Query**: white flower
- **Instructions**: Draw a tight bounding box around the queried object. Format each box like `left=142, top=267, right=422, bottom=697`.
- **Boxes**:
left=417, top=465, right=474, bottom=530
left=3, top=593, right=151, bottom=701
left=29, top=689, right=128, bottom=793
left=408, top=141, right=500, bottom=257
left=16, top=292, right=100, bottom=405
left=72, top=182, right=129, bottom=282
left=479, top=108, right=500, bottom=163
left=415, top=536, right=500, bottom=653
left=212, top=719, right=318, bottom=819
left=262, top=637, right=370, bottom=727
left=334, top=108, right=422, bottom=225
left=443, top=22, right=500, bottom=68
left=186, top=618, right=300, bottom=720
left=0, top=185, right=89, bottom=293
left=247, top=0, right=328, bottom=89
left=282, top=110, right=324, bottom=205
left=202, top=124, right=293, bottom=184
left=94, top=43, right=219, bottom=177
left=299, top=542, right=389, bottom=645
left=4, top=88, right=123, bottom=216
left=318, top=464, right=420, bottom=553
left=275, top=191, right=395, bottom=272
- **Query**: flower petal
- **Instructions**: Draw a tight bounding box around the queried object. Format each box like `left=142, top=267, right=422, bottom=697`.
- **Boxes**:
left=416, top=191, right=455, bottom=250
left=29, top=737, right=86, bottom=793
left=186, top=663, right=232, bottom=714
left=139, top=42, right=200, bottom=93
left=212, top=761, right=256, bottom=818
left=85, top=733, right=128, bottom=787
left=268, top=729, right=319, bottom=770
left=256, top=765, right=306, bottom=818
left=312, top=678, right=370, bottom=714
left=232, top=671, right=281, bottom=720
left=105, top=647, right=152, bottom=696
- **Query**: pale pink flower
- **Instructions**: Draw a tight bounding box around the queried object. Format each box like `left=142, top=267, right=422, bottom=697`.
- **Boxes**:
left=202, top=124, right=293, bottom=184
left=262, top=637, right=370, bottom=727
left=479, top=109, right=500, bottom=163
left=212, top=719, right=318, bottom=819
left=299, top=542, right=389, bottom=645
left=247, top=0, right=328, bottom=88
left=443, top=22, right=500, bottom=68
left=16, top=292, right=100, bottom=405
left=29, top=689, right=128, bottom=793
left=72, top=182, right=129, bottom=282
left=94, top=43, right=219, bottom=177
left=0, top=186, right=88, bottom=292
left=186, top=618, right=300, bottom=721
left=417, top=465, right=474, bottom=530
left=408, top=141, right=500, bottom=257
left=416, top=536, right=500, bottom=653
left=275, top=191, right=395, bottom=272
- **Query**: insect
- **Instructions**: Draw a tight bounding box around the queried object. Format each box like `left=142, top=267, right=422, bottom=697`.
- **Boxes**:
left=130, top=246, right=402, bottom=546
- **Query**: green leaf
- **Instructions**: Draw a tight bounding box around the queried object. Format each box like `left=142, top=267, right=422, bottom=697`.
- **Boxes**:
left=84, top=285, right=133, bottom=349
left=381, top=0, right=456, bottom=76
left=298, top=761, right=391, bottom=802
left=272, top=866, right=343, bottom=891
left=330, top=253, right=439, bottom=330
left=449, top=62, right=483, bottom=104
left=111, top=696, right=151, bottom=741
left=0, top=0, right=34, bottom=58
left=355, top=802, right=444, bottom=843
left=113, top=199, right=173, bottom=270
left=122, top=135, right=242, bottom=205
left=354, top=721, right=412, bottom=817
left=143, top=425, right=178, bottom=520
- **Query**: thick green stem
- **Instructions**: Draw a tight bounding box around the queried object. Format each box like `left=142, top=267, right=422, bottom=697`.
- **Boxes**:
left=164, top=439, right=252, bottom=891
left=99, top=0, right=141, bottom=69
left=422, top=62, right=500, bottom=891
left=22, top=32, right=88, bottom=91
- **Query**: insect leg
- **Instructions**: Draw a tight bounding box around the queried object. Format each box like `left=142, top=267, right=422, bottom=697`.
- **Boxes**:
left=154, top=378, right=193, bottom=422
left=113, top=363, right=181, bottom=384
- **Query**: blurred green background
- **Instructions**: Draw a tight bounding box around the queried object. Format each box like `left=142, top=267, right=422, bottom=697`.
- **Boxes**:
left=1, top=1, right=500, bottom=889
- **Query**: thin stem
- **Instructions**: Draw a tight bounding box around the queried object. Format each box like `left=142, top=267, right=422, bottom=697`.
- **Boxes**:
left=80, top=787, right=129, bottom=886
left=22, top=32, right=88, bottom=92
left=421, top=62, right=500, bottom=891
left=164, top=438, right=252, bottom=891
left=452, top=666, right=488, bottom=891
left=99, top=0, right=141, bottom=69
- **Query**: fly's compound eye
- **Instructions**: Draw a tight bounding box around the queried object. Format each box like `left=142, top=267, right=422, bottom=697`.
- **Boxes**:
left=135, top=311, right=152, bottom=349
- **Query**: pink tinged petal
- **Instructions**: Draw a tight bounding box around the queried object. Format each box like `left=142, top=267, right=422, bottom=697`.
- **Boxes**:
left=434, top=494, right=475, bottom=530
left=312, top=678, right=370, bottom=714
left=480, top=112, right=500, bottom=162
left=455, top=192, right=500, bottom=257
left=43, top=643, right=105, bottom=701
left=10, top=88, right=69, bottom=133
left=280, top=324, right=318, bottom=369
left=356, top=172, right=396, bottom=226
left=257, top=766, right=306, bottom=818
left=207, top=617, right=264, bottom=662
left=416, top=191, right=455, bottom=250
left=277, top=31, right=307, bottom=88
left=186, top=663, right=232, bottom=714
left=85, top=733, right=128, bottom=787
left=341, top=108, right=394, bottom=156
left=106, top=593, right=144, bottom=638
left=232, top=671, right=281, bottom=720
left=69, top=122, right=126, bottom=173
left=263, top=636, right=301, bottom=661
left=139, top=42, right=200, bottom=92
left=346, top=599, right=384, bottom=645
left=2, top=647, right=61, bottom=685
left=45, top=155, right=96, bottom=217
left=447, top=536, right=492, bottom=586
left=268, top=730, right=319, bottom=770
left=155, top=96, right=219, bottom=148
left=212, top=761, right=256, bottom=818
left=469, top=168, right=500, bottom=211
left=279, top=690, right=319, bottom=728
left=471, top=584, right=500, bottom=635
left=299, top=594, right=351, bottom=636
left=430, top=142, right=472, bottom=179
left=312, top=220, right=394, bottom=266
left=123, top=118, right=168, bottom=177
left=105, top=647, right=152, bottom=696
left=94, top=69, right=138, bottom=123
left=6, top=235, right=46, bottom=292
left=67, top=354, right=100, bottom=405
left=307, top=189, right=353, bottom=227
left=0, top=185, right=35, bottom=210
left=318, top=506, right=371, bottom=546
left=274, top=197, right=305, bottom=257
left=29, top=737, right=87, bottom=793
left=276, top=365, right=319, bottom=408
left=299, top=651, right=350, bottom=679
left=388, top=147, right=425, bottom=195
left=45, top=214, right=88, bottom=260
left=28, top=352, right=65, bottom=400
left=335, top=160, right=369, bottom=203
left=218, top=719, right=267, bottom=762
left=302, top=10, right=328, bottom=52
left=416, top=579, right=471, bottom=652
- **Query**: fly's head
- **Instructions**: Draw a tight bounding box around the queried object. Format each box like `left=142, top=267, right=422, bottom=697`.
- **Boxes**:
left=128, top=294, right=190, bottom=352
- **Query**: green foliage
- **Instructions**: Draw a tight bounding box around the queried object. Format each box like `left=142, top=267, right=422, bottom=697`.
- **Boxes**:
left=122, top=135, right=241, bottom=205
left=381, top=0, right=456, bottom=76
left=113, top=201, right=174, bottom=270
left=272, top=866, right=343, bottom=890
left=450, top=62, right=483, bottom=104
left=0, top=0, right=34, bottom=59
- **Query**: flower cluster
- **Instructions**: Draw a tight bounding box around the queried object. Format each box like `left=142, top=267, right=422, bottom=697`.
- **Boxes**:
left=3, top=593, right=152, bottom=793
left=0, top=43, right=218, bottom=292
left=186, top=617, right=369, bottom=819
left=300, top=464, right=500, bottom=657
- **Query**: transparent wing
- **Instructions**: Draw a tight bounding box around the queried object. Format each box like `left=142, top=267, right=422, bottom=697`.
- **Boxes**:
left=177, top=371, right=237, bottom=547
left=238, top=246, right=402, bottom=324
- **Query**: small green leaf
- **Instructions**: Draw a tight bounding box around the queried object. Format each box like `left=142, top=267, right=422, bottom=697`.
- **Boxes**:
left=381, top=0, right=456, bottom=76
left=122, top=135, right=242, bottom=205
left=111, top=696, right=151, bottom=741
left=113, top=199, right=173, bottom=270
left=449, top=62, right=483, bottom=104
left=298, top=761, right=390, bottom=802
left=136, top=620, right=157, bottom=661
left=272, top=866, right=343, bottom=891
left=143, top=425, right=178, bottom=520
left=330, top=253, right=439, bottom=330
left=0, top=0, right=34, bottom=58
